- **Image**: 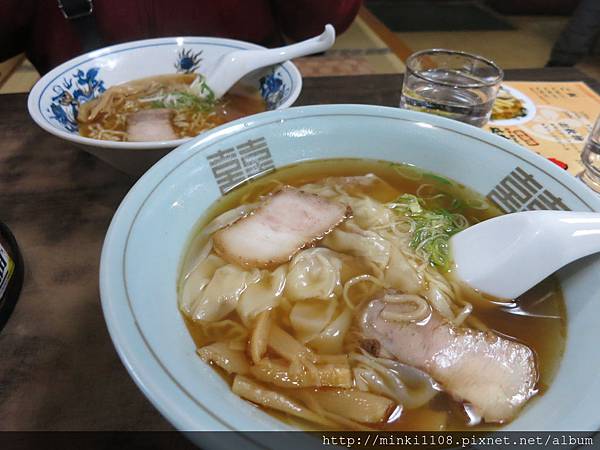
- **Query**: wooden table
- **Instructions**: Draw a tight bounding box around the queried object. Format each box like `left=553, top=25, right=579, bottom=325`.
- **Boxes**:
left=1, top=69, right=598, bottom=434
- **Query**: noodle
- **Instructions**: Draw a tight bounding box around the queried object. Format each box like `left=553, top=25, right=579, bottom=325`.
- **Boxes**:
left=415, top=183, right=447, bottom=200
left=379, top=293, right=431, bottom=322
left=78, top=73, right=266, bottom=141
left=342, top=275, right=386, bottom=310
left=176, top=160, right=565, bottom=431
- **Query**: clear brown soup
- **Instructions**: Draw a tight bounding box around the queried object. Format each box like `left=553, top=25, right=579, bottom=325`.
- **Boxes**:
left=78, top=73, right=266, bottom=141
left=181, top=158, right=566, bottom=431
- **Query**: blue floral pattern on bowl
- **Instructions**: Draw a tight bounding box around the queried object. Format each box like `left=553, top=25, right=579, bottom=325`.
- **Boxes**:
left=40, top=41, right=299, bottom=135
left=48, top=68, right=106, bottom=132
left=259, top=69, right=289, bottom=110
left=175, top=48, right=203, bottom=73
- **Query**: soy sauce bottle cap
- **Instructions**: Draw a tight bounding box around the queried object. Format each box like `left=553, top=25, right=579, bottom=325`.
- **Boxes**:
left=0, top=221, right=24, bottom=331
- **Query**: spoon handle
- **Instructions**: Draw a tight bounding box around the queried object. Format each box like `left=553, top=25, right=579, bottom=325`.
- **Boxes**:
left=552, top=211, right=600, bottom=260
left=450, top=211, right=600, bottom=299
left=206, top=25, right=336, bottom=98
left=237, top=24, right=336, bottom=67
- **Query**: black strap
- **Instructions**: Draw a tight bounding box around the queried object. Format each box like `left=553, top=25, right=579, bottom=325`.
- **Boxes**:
left=58, top=0, right=104, bottom=52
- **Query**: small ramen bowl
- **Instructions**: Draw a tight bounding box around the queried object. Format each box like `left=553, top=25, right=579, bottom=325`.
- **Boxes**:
left=100, top=104, right=600, bottom=448
left=27, top=37, right=302, bottom=176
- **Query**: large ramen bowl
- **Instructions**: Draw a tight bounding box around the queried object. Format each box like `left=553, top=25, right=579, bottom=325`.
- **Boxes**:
left=100, top=105, right=600, bottom=448
left=27, top=37, right=302, bottom=176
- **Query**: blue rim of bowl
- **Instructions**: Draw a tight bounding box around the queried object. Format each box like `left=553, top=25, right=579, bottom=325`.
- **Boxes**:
left=27, top=37, right=302, bottom=150
left=101, top=105, right=600, bottom=434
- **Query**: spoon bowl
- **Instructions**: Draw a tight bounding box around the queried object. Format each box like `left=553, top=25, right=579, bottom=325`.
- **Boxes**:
left=450, top=210, right=600, bottom=299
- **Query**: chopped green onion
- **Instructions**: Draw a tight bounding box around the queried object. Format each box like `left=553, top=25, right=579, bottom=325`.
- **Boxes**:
left=423, top=173, right=452, bottom=185
left=189, top=76, right=216, bottom=103
left=149, top=76, right=218, bottom=112
left=151, top=90, right=217, bottom=113
left=388, top=193, right=468, bottom=269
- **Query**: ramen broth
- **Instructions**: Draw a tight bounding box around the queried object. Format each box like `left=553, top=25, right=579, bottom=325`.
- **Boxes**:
left=178, top=158, right=566, bottom=431
left=78, top=73, right=266, bottom=141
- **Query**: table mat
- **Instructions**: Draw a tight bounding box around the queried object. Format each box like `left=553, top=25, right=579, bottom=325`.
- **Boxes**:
left=485, top=81, right=600, bottom=176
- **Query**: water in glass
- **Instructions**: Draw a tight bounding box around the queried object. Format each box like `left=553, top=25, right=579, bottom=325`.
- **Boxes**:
left=400, top=70, right=495, bottom=127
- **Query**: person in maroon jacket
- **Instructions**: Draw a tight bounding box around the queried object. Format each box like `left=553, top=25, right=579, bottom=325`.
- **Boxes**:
left=0, top=0, right=361, bottom=74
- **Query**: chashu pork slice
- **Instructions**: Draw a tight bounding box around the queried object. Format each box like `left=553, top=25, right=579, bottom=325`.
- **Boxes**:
left=213, top=187, right=351, bottom=269
left=127, top=109, right=178, bottom=142
left=359, top=297, right=538, bottom=423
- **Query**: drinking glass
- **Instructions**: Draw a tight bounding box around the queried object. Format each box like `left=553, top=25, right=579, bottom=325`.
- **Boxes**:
left=400, top=49, right=504, bottom=127
left=578, top=115, right=600, bottom=194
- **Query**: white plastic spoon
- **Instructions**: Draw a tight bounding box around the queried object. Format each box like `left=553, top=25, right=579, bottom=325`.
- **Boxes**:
left=450, top=211, right=600, bottom=299
left=202, top=24, right=336, bottom=99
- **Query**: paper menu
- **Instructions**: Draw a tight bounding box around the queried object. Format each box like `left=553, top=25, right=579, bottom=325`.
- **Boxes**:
left=485, top=81, right=600, bottom=176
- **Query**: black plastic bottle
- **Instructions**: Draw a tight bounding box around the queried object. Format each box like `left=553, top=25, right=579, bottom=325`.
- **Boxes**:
left=0, top=221, right=23, bottom=331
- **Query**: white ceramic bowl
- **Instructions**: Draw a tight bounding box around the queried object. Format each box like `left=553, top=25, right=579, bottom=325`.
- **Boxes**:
left=100, top=105, right=600, bottom=446
left=27, top=37, right=302, bottom=176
